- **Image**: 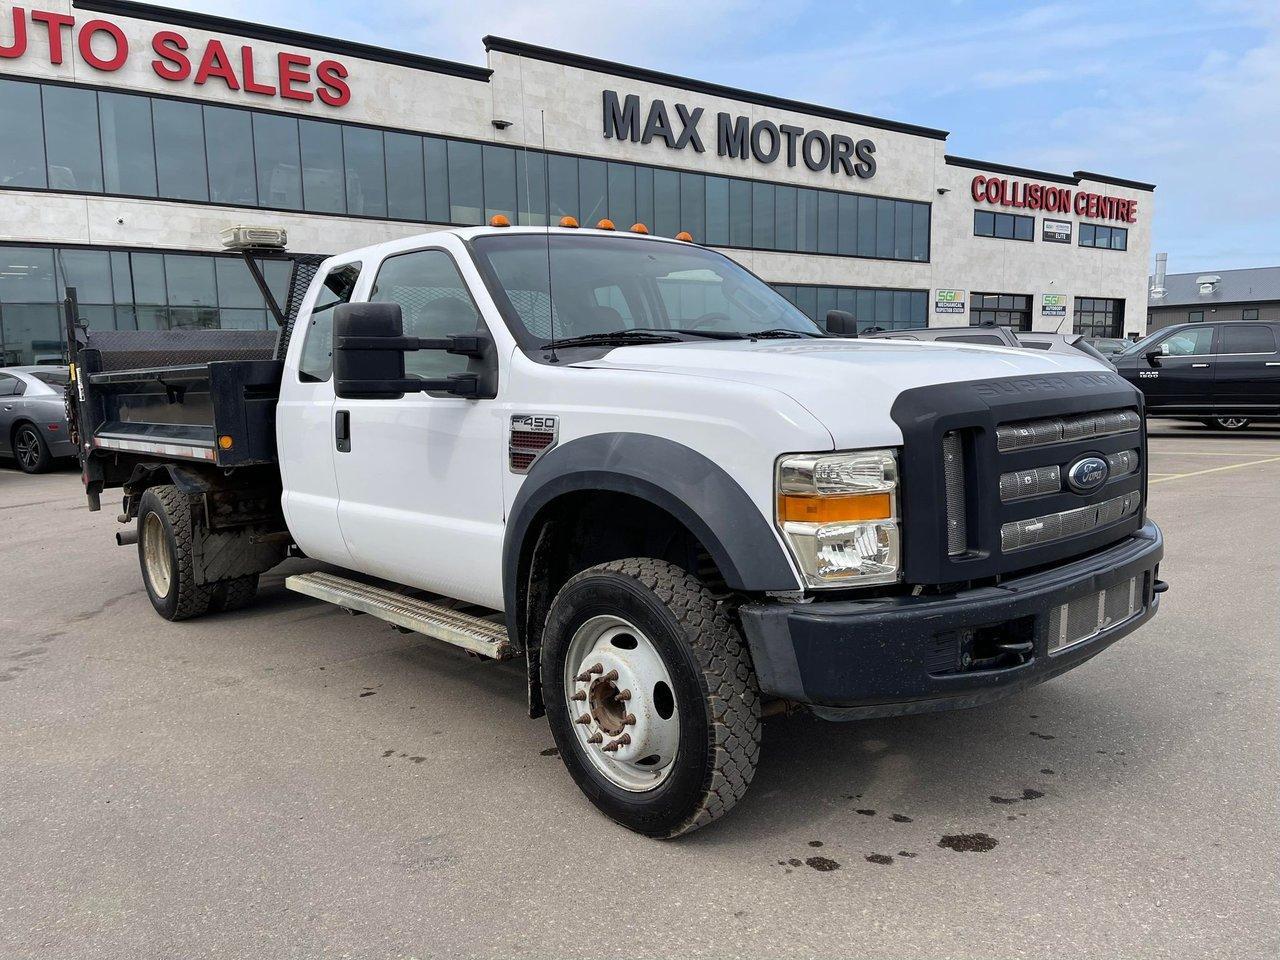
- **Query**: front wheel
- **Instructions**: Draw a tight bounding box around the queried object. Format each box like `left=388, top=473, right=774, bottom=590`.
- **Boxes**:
left=541, top=558, right=761, bottom=838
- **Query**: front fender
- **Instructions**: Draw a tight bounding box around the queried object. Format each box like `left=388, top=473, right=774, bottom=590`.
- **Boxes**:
left=503, top=431, right=800, bottom=637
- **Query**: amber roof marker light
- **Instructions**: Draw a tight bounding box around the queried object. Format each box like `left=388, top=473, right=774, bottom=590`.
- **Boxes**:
left=488, top=214, right=511, bottom=227
left=675, top=230, right=694, bottom=242
left=629, top=223, right=649, bottom=234
left=559, top=216, right=579, bottom=228
left=596, top=218, right=616, bottom=230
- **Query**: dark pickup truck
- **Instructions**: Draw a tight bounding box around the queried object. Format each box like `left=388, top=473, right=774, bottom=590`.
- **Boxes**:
left=1113, top=320, right=1280, bottom=430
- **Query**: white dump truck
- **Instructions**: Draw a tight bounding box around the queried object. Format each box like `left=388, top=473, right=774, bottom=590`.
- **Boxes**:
left=68, top=224, right=1165, bottom=837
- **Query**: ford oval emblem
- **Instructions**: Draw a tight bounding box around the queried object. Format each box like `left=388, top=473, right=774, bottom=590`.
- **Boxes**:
left=1066, top=455, right=1109, bottom=493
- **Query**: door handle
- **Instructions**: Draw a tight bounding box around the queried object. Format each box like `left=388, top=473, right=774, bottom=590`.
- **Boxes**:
left=335, top=409, right=351, bottom=453
left=1191, top=363, right=1209, bottom=368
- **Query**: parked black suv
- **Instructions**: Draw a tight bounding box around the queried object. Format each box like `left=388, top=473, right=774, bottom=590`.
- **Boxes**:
left=1113, top=321, right=1280, bottom=430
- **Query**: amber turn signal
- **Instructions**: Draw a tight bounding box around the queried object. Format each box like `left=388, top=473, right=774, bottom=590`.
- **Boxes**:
left=217, top=435, right=234, bottom=450
left=777, top=492, right=891, bottom=524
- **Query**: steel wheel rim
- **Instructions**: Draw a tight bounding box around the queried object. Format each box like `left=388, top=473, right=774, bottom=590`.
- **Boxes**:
left=563, top=614, right=680, bottom=793
left=15, top=427, right=39, bottom=469
left=142, top=513, right=172, bottom=598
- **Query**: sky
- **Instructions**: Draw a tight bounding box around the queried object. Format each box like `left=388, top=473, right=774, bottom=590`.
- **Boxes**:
left=167, top=0, right=1280, bottom=275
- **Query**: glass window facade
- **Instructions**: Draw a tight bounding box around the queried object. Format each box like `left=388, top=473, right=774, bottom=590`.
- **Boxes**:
left=772, top=284, right=927, bottom=332
left=1073, top=297, right=1124, bottom=338
left=974, top=210, right=1034, bottom=242
left=1079, top=222, right=1128, bottom=250
left=0, top=76, right=930, bottom=263
left=0, top=244, right=293, bottom=365
left=970, top=292, right=1032, bottom=331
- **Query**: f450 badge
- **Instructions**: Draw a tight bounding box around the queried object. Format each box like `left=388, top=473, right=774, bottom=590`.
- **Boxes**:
left=509, top=415, right=559, bottom=474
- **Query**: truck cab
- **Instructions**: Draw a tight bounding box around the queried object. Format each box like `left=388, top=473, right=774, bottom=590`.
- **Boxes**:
left=70, top=224, right=1165, bottom=838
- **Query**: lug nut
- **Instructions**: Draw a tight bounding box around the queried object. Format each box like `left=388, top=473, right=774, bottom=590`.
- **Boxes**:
left=587, top=732, right=603, bottom=744
left=589, top=663, right=604, bottom=675
left=603, top=733, right=633, bottom=752
left=575, top=672, right=591, bottom=683
left=575, top=713, right=591, bottom=725
left=617, top=689, right=631, bottom=701
left=623, top=713, right=636, bottom=726
left=601, top=669, right=619, bottom=682
left=571, top=691, right=586, bottom=702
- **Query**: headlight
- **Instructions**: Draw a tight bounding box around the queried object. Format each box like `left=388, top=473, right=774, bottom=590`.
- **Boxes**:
left=775, top=449, right=900, bottom=588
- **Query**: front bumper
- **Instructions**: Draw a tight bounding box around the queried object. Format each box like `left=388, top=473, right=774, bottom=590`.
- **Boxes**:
left=739, top=520, right=1164, bottom=719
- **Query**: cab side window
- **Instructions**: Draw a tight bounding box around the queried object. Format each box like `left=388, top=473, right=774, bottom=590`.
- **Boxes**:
left=1220, top=324, right=1277, bottom=354
left=1160, top=327, right=1214, bottom=356
left=298, top=262, right=362, bottom=382
left=370, top=249, right=482, bottom=380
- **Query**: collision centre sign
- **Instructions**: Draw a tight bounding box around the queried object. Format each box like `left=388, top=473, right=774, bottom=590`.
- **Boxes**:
left=603, top=90, right=877, bottom=179
left=0, top=6, right=351, bottom=106
left=971, top=174, right=1136, bottom=223
left=1042, top=294, right=1067, bottom=318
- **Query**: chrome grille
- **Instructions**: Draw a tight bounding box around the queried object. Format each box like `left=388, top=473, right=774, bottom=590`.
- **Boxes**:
left=997, top=409, right=1140, bottom=452
left=1106, top=449, right=1139, bottom=478
left=999, top=465, right=1061, bottom=502
left=1046, top=577, right=1140, bottom=652
left=1001, top=492, right=1141, bottom=552
left=942, top=431, right=967, bottom=555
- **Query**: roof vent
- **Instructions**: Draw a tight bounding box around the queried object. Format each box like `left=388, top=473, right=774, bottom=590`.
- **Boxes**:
left=1196, top=275, right=1221, bottom=295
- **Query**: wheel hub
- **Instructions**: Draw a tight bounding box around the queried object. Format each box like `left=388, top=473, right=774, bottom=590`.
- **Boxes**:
left=563, top=615, right=680, bottom=792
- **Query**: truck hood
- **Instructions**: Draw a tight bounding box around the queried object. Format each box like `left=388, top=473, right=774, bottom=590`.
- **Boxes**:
left=578, top=338, right=1112, bottom=448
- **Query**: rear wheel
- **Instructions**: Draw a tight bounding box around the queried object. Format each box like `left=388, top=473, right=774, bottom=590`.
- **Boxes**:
left=541, top=558, right=761, bottom=838
left=1213, top=417, right=1252, bottom=431
left=13, top=424, right=51, bottom=473
left=138, top=485, right=214, bottom=621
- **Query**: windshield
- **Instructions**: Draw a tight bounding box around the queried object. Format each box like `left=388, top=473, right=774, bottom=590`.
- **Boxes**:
left=1118, top=330, right=1168, bottom=357
left=470, top=234, right=823, bottom=349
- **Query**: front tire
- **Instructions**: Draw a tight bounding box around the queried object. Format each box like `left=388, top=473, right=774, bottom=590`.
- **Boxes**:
left=13, top=424, right=51, bottom=473
left=541, top=558, right=761, bottom=838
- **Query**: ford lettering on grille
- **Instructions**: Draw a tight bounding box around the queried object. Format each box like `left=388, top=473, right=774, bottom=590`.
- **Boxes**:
left=1066, top=455, right=1109, bottom=493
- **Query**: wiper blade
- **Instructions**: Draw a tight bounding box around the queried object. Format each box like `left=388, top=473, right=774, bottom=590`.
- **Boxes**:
left=644, top=328, right=749, bottom=340
left=541, top=330, right=682, bottom=349
left=748, top=328, right=817, bottom=339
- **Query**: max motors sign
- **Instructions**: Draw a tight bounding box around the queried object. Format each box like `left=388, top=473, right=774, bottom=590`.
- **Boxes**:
left=0, top=5, right=351, bottom=106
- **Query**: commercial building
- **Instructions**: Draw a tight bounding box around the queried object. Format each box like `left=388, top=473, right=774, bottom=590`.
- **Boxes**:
left=1148, top=255, right=1280, bottom=332
left=0, top=0, right=1155, bottom=364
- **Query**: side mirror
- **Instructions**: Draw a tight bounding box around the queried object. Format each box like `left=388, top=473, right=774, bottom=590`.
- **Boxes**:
left=1144, top=349, right=1162, bottom=367
left=825, top=309, right=858, bottom=337
left=332, top=302, right=494, bottom=400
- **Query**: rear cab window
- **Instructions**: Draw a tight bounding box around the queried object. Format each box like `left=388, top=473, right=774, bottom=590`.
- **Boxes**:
left=298, top=262, right=362, bottom=382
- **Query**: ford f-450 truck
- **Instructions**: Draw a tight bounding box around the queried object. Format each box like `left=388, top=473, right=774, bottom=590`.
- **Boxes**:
left=67, top=225, right=1165, bottom=838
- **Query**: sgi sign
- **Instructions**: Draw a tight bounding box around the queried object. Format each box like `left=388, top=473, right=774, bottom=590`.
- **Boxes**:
left=602, top=91, right=877, bottom=179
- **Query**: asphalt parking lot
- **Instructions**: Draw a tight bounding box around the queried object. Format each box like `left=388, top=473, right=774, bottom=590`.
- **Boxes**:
left=2, top=423, right=1277, bottom=960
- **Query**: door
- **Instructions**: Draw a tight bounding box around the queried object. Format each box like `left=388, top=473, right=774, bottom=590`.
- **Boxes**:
left=276, top=261, right=363, bottom=566
left=1211, top=323, right=1280, bottom=415
left=1136, top=325, right=1217, bottom=412
left=331, top=246, right=506, bottom=610
left=0, top=373, right=27, bottom=457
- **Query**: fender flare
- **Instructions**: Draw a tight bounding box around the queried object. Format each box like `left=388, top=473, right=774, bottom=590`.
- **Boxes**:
left=503, top=432, right=800, bottom=643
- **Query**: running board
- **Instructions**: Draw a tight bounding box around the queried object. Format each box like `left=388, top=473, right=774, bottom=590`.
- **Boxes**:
left=285, top=571, right=515, bottom=660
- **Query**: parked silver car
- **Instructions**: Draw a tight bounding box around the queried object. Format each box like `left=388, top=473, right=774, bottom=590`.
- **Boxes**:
left=0, top=366, right=75, bottom=473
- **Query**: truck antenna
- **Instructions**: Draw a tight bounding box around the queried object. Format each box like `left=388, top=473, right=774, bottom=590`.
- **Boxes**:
left=540, top=110, right=559, bottom=364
